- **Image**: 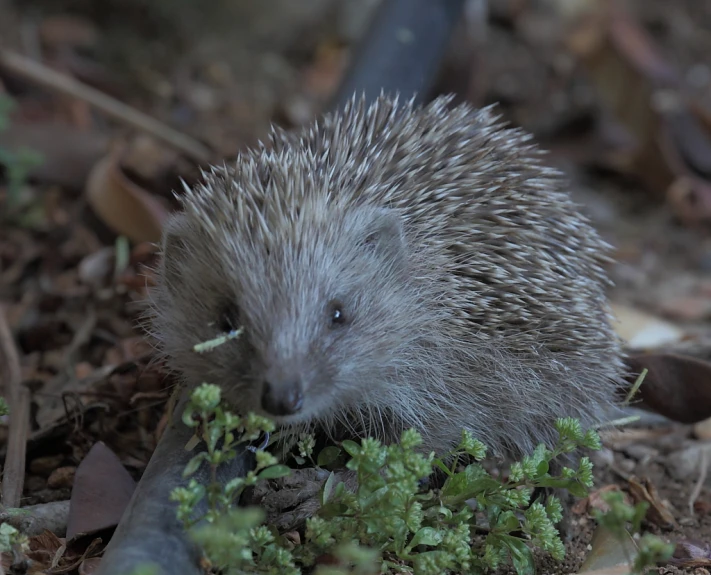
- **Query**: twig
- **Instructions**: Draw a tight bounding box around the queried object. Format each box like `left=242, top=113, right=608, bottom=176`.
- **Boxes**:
left=0, top=303, right=30, bottom=509
left=0, top=48, right=213, bottom=164
left=95, top=388, right=255, bottom=575
left=0, top=500, right=70, bottom=537
left=689, top=447, right=709, bottom=516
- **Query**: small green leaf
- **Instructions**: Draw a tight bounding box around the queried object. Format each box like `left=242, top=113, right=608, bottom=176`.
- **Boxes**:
left=536, top=460, right=549, bottom=477
left=566, top=481, right=589, bottom=498
left=494, top=511, right=521, bottom=534
left=182, top=408, right=199, bottom=428
left=535, top=477, right=578, bottom=490
left=408, top=527, right=443, bottom=549
left=432, top=459, right=453, bottom=477
left=441, top=463, right=499, bottom=500
left=501, top=535, right=535, bottom=575
left=359, top=485, right=390, bottom=510
left=257, top=464, right=291, bottom=480
left=317, top=446, right=342, bottom=467
left=341, top=440, right=360, bottom=458
left=322, top=471, right=336, bottom=505
left=224, top=476, right=245, bottom=494
left=183, top=452, right=207, bottom=477
left=317, top=502, right=351, bottom=519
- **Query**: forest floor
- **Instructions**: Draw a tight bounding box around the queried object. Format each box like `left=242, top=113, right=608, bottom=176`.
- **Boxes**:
left=2, top=0, right=711, bottom=573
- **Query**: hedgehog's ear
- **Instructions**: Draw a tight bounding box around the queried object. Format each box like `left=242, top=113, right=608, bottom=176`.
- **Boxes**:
left=359, top=208, right=406, bottom=263
left=160, top=213, right=190, bottom=296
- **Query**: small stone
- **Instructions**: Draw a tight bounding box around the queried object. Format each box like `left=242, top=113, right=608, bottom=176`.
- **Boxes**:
left=694, top=417, right=711, bottom=440
left=589, top=447, right=614, bottom=468
left=48, top=466, right=76, bottom=489
left=665, top=444, right=711, bottom=481
left=623, top=444, right=659, bottom=464
left=30, top=455, right=65, bottom=476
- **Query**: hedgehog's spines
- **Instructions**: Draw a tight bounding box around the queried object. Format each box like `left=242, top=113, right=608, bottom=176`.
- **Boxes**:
left=151, top=94, right=626, bottom=461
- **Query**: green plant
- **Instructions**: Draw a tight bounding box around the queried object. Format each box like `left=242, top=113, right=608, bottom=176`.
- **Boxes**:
left=0, top=522, right=28, bottom=554
left=170, top=383, right=290, bottom=528
left=296, top=420, right=597, bottom=575
left=0, top=94, right=43, bottom=211
left=173, top=384, right=613, bottom=575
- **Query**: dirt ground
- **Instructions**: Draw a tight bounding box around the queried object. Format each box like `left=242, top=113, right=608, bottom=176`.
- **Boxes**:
left=2, top=0, right=711, bottom=573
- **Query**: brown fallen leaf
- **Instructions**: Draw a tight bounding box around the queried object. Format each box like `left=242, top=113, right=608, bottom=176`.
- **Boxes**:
left=23, top=531, right=65, bottom=573
left=669, top=539, right=711, bottom=568
left=624, top=352, right=711, bottom=424
left=66, top=441, right=136, bottom=541
left=693, top=498, right=711, bottom=516
left=627, top=476, right=678, bottom=529
left=609, top=302, right=684, bottom=350
left=39, top=15, right=98, bottom=52
left=47, top=466, right=77, bottom=490
left=85, top=148, right=170, bottom=244
left=79, top=556, right=102, bottom=574
left=567, top=3, right=711, bottom=226
left=694, top=417, right=711, bottom=440
left=573, top=484, right=629, bottom=516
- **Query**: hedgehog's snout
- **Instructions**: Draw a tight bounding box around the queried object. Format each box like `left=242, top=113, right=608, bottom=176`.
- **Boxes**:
left=260, top=378, right=304, bottom=416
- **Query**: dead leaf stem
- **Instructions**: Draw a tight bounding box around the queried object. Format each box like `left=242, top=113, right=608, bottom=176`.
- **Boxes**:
left=0, top=48, right=212, bottom=164
left=0, top=303, right=30, bottom=509
left=689, top=447, right=708, bottom=516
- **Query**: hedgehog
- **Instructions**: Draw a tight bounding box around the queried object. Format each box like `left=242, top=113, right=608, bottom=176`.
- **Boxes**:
left=147, top=94, right=627, bottom=462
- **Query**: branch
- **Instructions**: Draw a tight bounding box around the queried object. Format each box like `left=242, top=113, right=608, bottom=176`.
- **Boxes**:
left=0, top=48, right=213, bottom=164
left=0, top=303, right=29, bottom=509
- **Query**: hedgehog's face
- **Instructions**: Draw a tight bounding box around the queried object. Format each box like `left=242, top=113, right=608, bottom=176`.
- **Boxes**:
left=153, top=203, right=427, bottom=430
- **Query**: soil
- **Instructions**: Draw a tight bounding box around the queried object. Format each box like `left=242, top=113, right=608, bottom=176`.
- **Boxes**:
left=2, top=0, right=711, bottom=573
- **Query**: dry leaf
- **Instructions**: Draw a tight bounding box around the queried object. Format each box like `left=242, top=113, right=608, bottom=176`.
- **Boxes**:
left=39, top=15, right=98, bottom=51
left=79, top=556, right=102, bottom=574
left=627, top=476, right=678, bottom=529
left=85, top=149, right=169, bottom=244
left=567, top=3, right=711, bottom=225
left=625, top=353, right=711, bottom=425
left=669, top=539, right=711, bottom=568
left=66, top=441, right=136, bottom=541
left=47, top=466, right=77, bottom=490
left=609, top=302, right=684, bottom=350
left=694, top=417, right=711, bottom=440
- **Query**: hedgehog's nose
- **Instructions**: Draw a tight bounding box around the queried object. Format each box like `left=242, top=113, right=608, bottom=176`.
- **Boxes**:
left=261, top=380, right=304, bottom=416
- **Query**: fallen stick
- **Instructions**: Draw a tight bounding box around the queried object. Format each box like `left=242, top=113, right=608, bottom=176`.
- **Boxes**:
left=0, top=303, right=30, bottom=509
left=0, top=500, right=70, bottom=537
left=0, top=48, right=213, bottom=164
left=96, top=389, right=255, bottom=575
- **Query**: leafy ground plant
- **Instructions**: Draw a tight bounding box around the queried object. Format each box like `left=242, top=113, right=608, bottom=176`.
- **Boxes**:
left=172, top=384, right=672, bottom=575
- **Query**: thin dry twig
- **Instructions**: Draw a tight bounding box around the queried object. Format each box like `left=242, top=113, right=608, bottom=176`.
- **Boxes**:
left=0, top=48, right=213, bottom=164
left=689, top=447, right=709, bottom=516
left=0, top=303, right=30, bottom=509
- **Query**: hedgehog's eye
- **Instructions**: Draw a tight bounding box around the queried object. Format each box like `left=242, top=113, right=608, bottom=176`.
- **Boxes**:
left=328, top=300, right=348, bottom=328
left=218, top=304, right=241, bottom=333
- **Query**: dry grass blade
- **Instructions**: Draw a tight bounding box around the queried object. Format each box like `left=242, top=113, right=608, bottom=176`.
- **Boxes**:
left=0, top=303, right=30, bottom=509
left=0, top=48, right=213, bottom=164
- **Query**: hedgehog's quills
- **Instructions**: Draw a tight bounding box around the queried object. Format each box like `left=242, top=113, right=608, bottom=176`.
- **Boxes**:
left=146, top=94, right=627, bottom=462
